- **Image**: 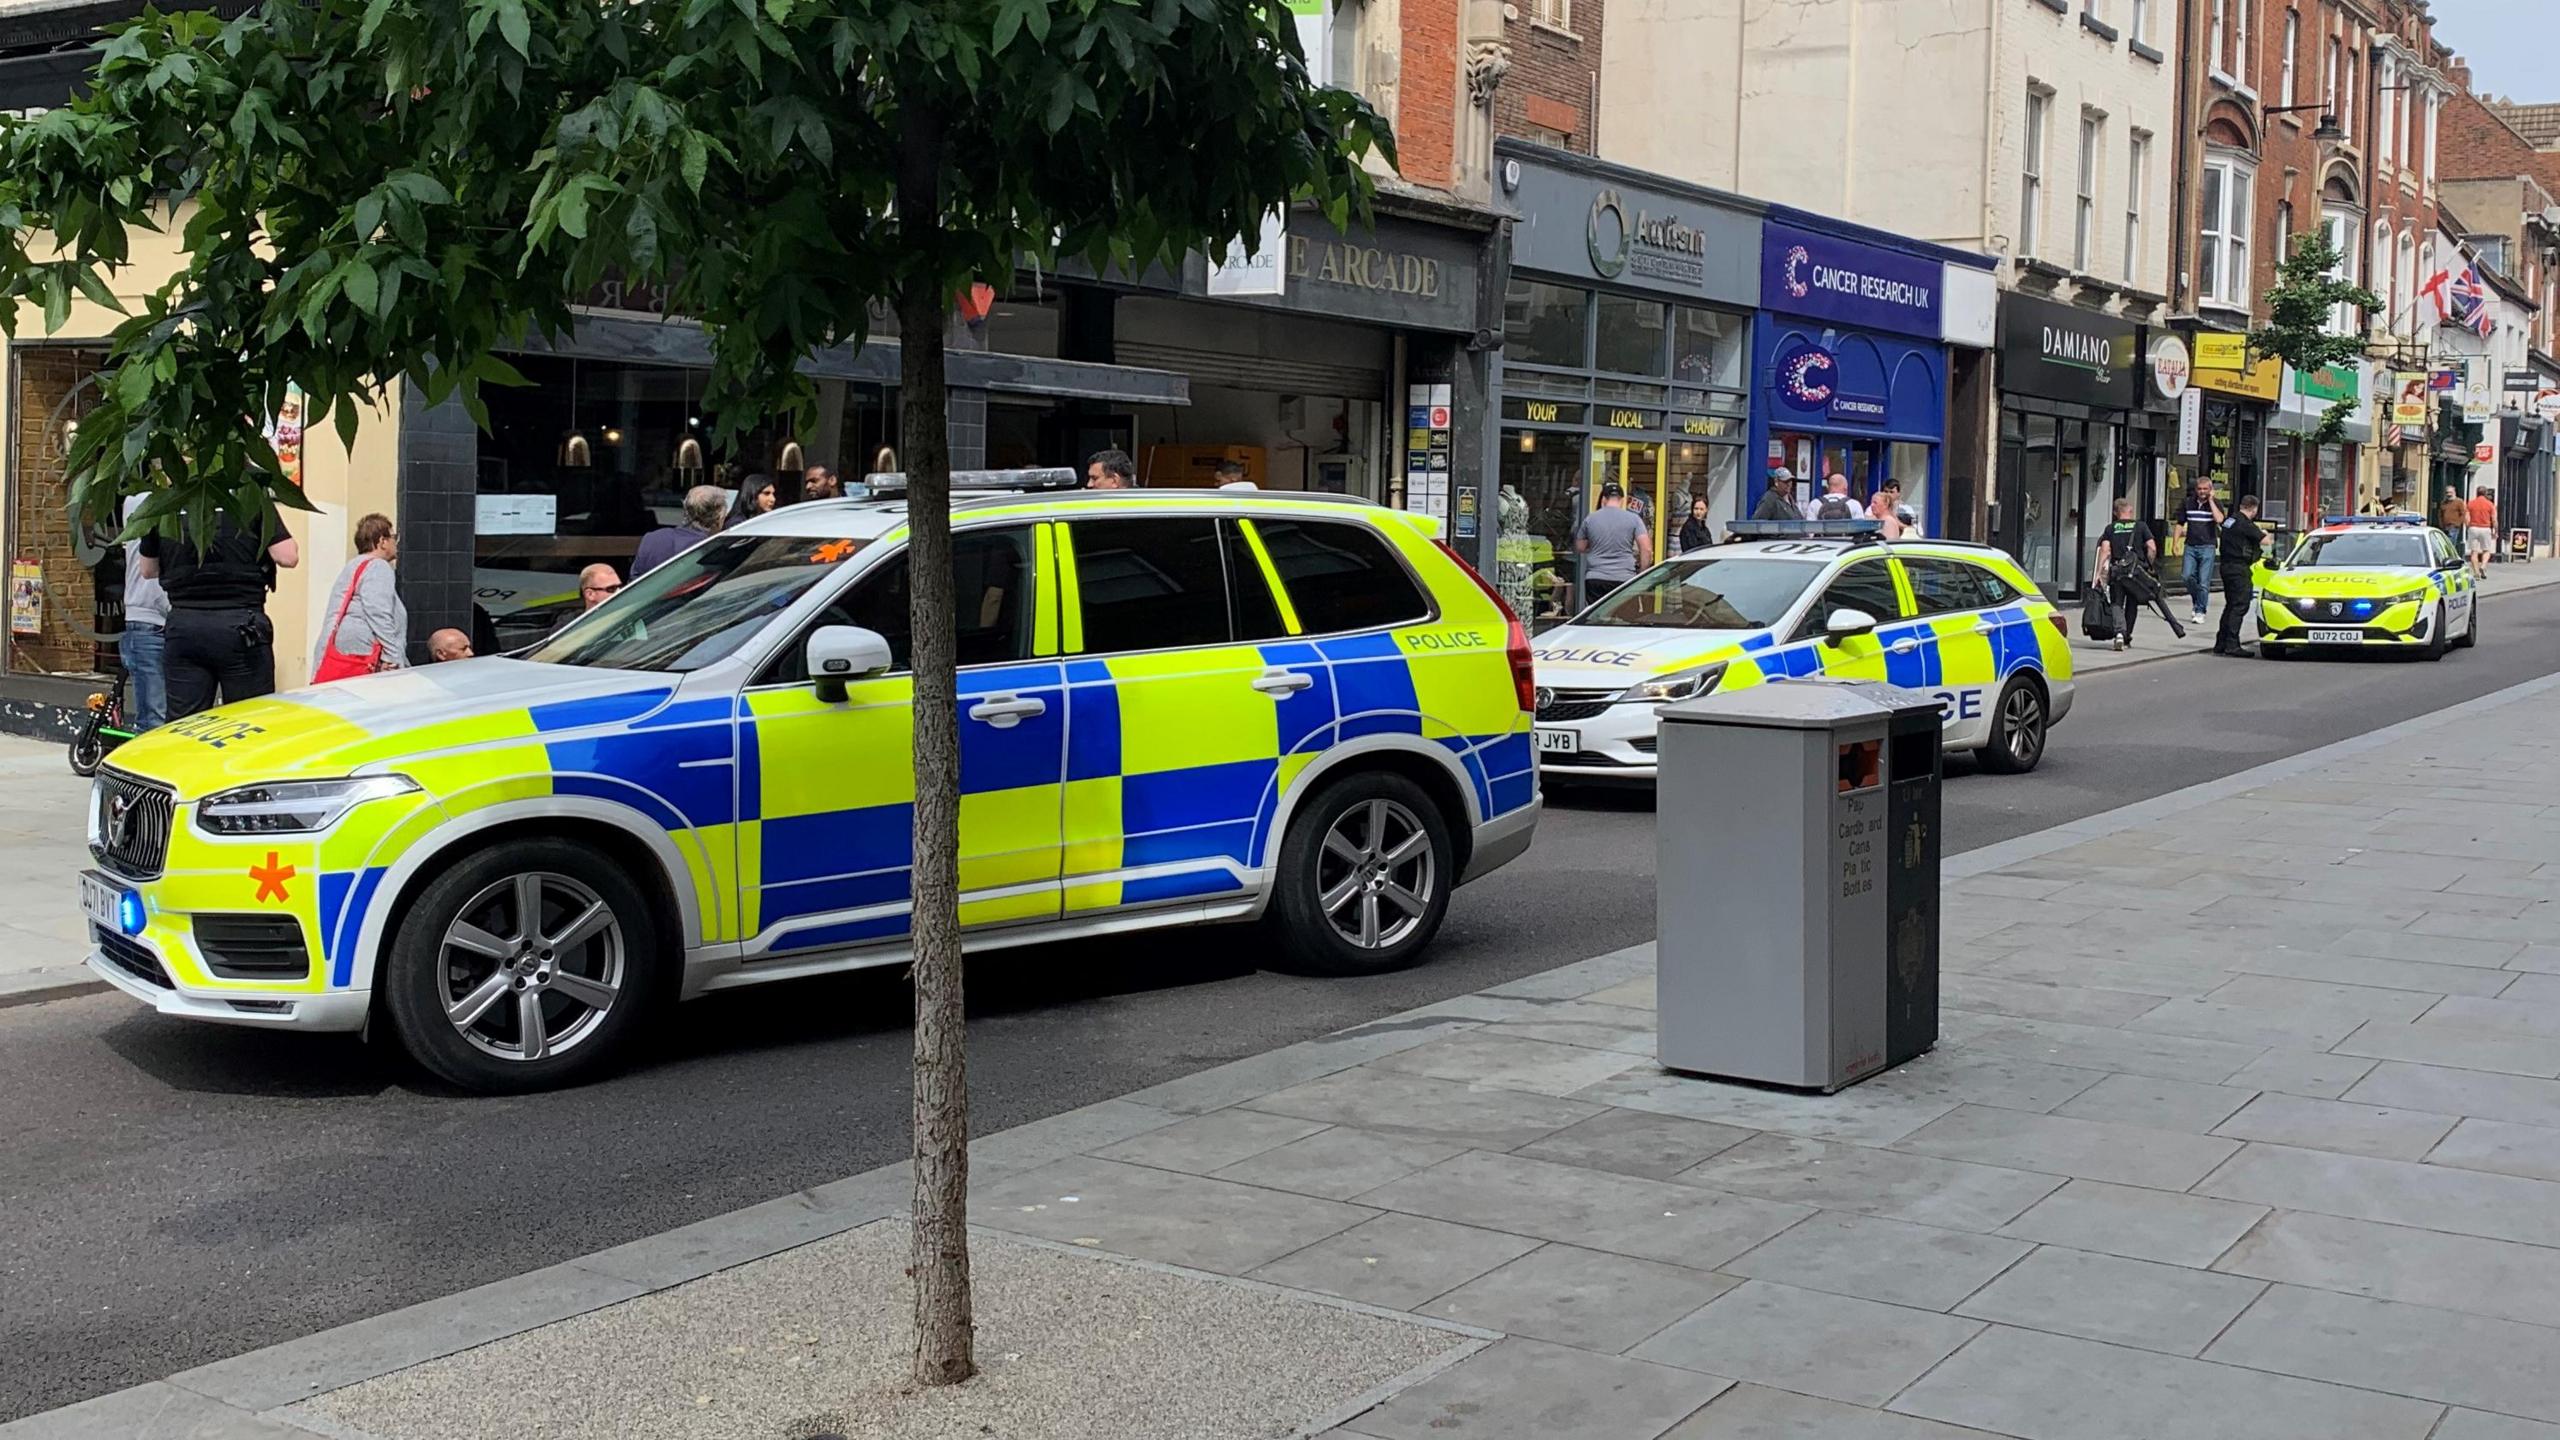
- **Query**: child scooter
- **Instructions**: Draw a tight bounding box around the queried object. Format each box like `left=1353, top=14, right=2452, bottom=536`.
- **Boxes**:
left=68, top=673, right=137, bottom=777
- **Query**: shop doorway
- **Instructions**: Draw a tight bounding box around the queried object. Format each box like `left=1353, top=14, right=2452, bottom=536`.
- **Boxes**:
left=1589, top=439, right=1669, bottom=559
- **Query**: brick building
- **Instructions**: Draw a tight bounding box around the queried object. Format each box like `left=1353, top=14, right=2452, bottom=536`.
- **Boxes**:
left=1490, top=0, right=1601, bottom=153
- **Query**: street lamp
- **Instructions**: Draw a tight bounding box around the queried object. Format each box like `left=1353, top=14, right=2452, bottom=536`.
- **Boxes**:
left=2262, top=102, right=2342, bottom=141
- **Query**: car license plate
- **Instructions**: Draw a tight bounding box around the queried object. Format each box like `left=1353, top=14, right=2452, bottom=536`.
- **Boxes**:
left=2306, top=627, right=2364, bottom=644
left=80, top=870, right=127, bottom=932
left=1533, top=727, right=1579, bottom=755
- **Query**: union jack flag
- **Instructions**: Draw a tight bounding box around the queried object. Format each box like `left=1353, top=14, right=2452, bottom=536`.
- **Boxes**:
left=2449, top=266, right=2496, bottom=338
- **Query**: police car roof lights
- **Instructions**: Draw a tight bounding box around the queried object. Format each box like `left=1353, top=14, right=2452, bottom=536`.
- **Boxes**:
left=861, top=467, right=1082, bottom=497
left=1725, top=518, right=1886, bottom=541
left=2322, top=514, right=2425, bottom=527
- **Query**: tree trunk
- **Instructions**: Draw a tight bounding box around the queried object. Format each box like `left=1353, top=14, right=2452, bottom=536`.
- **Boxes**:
left=897, top=98, right=974, bottom=1389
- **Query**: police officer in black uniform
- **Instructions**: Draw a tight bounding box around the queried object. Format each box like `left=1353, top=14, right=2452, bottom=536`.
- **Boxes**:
left=2213, top=494, right=2267, bottom=656
left=137, top=511, right=301, bottom=719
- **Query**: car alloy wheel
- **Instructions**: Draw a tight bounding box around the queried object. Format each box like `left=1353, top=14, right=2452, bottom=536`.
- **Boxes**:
left=439, top=871, right=626, bottom=1063
left=1316, top=797, right=1437, bottom=952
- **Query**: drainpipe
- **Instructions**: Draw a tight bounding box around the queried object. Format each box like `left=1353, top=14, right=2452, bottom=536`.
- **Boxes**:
left=2170, top=0, right=2197, bottom=314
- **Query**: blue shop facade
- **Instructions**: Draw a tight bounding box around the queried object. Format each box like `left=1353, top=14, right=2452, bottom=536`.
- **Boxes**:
left=1749, top=208, right=1997, bottom=537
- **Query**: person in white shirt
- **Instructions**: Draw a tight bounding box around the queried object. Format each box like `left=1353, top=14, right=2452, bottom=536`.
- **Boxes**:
left=120, top=493, right=169, bottom=729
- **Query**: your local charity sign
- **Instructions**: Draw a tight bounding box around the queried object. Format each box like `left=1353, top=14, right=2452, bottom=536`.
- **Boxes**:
left=1761, top=221, right=1942, bottom=339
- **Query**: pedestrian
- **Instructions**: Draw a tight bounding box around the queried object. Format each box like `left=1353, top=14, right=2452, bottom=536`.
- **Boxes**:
left=310, top=513, right=408, bottom=682
left=1085, top=448, right=1135, bottom=489
left=727, top=473, right=778, bottom=527
left=2214, top=494, right=2267, bottom=656
left=427, top=628, right=474, bottom=661
left=1894, top=502, right=1923, bottom=539
left=1753, top=466, right=1800, bottom=522
left=575, top=562, right=621, bottom=611
left=2468, top=486, right=2499, bottom=579
left=137, top=510, right=300, bottom=719
left=1572, top=481, right=1652, bottom=610
left=1811, top=472, right=1859, bottom=521
left=1210, top=458, right=1248, bottom=488
left=1677, top=495, right=1715, bottom=554
left=118, top=494, right=168, bottom=730
left=2091, top=497, right=2155, bottom=652
left=631, top=484, right=726, bottom=577
left=2178, top=480, right=2223, bottom=625
left=1869, top=479, right=1906, bottom=538
left=800, top=464, right=842, bottom=502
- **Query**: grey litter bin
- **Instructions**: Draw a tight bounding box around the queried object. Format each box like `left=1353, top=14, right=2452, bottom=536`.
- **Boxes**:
left=1655, top=680, right=1943, bottom=1092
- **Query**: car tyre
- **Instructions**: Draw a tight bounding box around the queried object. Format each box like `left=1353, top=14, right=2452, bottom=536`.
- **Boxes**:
left=381, top=836, right=666, bottom=1094
left=2259, top=640, right=2288, bottom=660
left=1267, top=770, right=1454, bottom=977
left=2457, top=598, right=2480, bottom=649
left=1975, top=675, right=2049, bottom=775
left=2424, top=601, right=2450, bottom=661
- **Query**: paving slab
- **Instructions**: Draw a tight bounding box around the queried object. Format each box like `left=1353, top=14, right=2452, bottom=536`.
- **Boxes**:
left=1660, top=1384, right=2010, bottom=1439
left=1993, top=1179, right=2265, bottom=1269
left=1418, top=1244, right=1741, bottom=1355
left=2206, top=1283, right=2560, bottom=1425
left=2122, top=997, right=2367, bottom=1050
left=1370, top=1030, right=1648, bottom=1098
left=1248, top=1213, right=1543, bottom=1311
left=2195, top=1141, right=2560, bottom=1249
left=1245, top=1065, right=1601, bottom=1149
left=1093, top=1108, right=1331, bottom=1175
left=1890, top=1323, right=2444, bottom=1440
left=2436, top=1413, right=2560, bottom=1440
left=1679, top=1132, right=2062, bottom=1234
left=0, top=1383, right=303, bottom=1440
left=2424, top=994, right=2560, bottom=1039
left=1856, top=1049, right=2107, bottom=1115
left=2222, top=1049, right=2379, bottom=1099
left=2425, top=1116, right=2560, bottom=1183
left=1579, top=1067, right=1961, bottom=1147
left=1952, top=1246, right=2265, bottom=1356
left=1894, top=1104, right=2241, bottom=1190
left=2050, top=1072, right=2257, bottom=1133
left=1630, top=1280, right=1983, bottom=1408
left=2332, top=928, right=2528, bottom=968
left=1939, top=974, right=2172, bottom=1026
left=1209, top=1125, right=1468, bottom=1201
left=2331, top=1020, right=2560, bottom=1078
left=1513, top=1108, right=1756, bottom=1179
left=2212, top=1209, right=2560, bottom=1331
left=2346, top=1061, right=2560, bottom=1127
left=1952, top=1017, right=2264, bottom=1084
left=2210, top=1092, right=2458, bottom=1160
left=1347, top=1336, right=1729, bottom=1440
left=972, top=1155, right=1377, bottom=1275
left=1354, top=1149, right=1808, bottom=1270
left=2205, top=974, right=2443, bottom=1022
left=1721, top=1210, right=2030, bottom=1311
left=2231, top=950, right=2520, bottom=997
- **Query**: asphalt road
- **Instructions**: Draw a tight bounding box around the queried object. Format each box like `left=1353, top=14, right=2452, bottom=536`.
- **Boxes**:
left=10, top=587, right=2560, bottom=1421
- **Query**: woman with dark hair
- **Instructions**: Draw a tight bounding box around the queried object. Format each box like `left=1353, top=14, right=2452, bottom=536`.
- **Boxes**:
left=727, top=473, right=778, bottom=527
left=1676, top=495, right=1714, bottom=555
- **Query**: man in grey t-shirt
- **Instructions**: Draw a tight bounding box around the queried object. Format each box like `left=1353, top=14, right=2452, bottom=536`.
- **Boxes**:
left=1573, top=482, right=1653, bottom=611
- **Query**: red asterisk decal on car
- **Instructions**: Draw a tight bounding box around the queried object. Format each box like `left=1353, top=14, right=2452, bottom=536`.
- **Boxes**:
left=249, top=852, right=296, bottom=904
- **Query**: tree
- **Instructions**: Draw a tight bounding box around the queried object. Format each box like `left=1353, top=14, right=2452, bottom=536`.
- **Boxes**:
left=0, top=0, right=1388, bottom=1384
left=2250, top=227, right=2383, bottom=443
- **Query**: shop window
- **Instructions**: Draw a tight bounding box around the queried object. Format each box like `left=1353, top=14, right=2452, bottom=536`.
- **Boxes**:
left=1668, top=443, right=1741, bottom=535
left=1891, top=441, right=1934, bottom=534
left=1500, top=428, right=1587, bottom=625
left=1502, top=280, right=1590, bottom=368
left=1071, top=517, right=1231, bottom=653
left=1672, top=307, right=1746, bottom=391
left=1593, top=293, right=1668, bottom=378
left=1248, top=517, right=1430, bottom=635
left=6, top=348, right=117, bottom=680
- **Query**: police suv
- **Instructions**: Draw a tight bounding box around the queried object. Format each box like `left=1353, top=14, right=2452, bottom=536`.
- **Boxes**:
left=78, top=482, right=1540, bottom=1091
left=1532, top=521, right=2075, bottom=781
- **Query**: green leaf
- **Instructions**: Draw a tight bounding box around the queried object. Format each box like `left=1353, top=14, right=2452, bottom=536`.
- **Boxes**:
left=40, top=269, right=67, bottom=333
left=353, top=191, right=383, bottom=242
left=335, top=395, right=359, bottom=453
left=495, top=0, right=530, bottom=58
left=558, top=179, right=593, bottom=239
left=681, top=132, right=709, bottom=192
left=69, top=264, right=124, bottom=316
left=992, top=0, right=1025, bottom=53
left=374, top=261, right=402, bottom=320
left=341, top=259, right=378, bottom=317
left=1044, top=72, right=1076, bottom=132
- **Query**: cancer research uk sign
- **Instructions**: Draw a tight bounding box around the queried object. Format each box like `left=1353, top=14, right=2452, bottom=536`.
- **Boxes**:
left=1761, top=221, right=1942, bottom=340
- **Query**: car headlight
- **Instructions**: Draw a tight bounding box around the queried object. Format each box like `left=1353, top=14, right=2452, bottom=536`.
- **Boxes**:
left=196, top=775, right=420, bottom=836
left=2291, top=596, right=2321, bottom=614
left=2383, top=588, right=2430, bottom=607
left=1618, top=662, right=1727, bottom=704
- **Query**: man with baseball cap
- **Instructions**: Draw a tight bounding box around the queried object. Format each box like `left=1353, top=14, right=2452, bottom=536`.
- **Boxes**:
left=1573, top=480, right=1652, bottom=612
left=1753, top=465, right=1801, bottom=523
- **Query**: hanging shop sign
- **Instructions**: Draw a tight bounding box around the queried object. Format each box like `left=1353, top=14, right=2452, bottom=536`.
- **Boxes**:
left=1502, top=148, right=1760, bottom=306
left=2390, top=372, right=2433, bottom=429
left=1760, top=220, right=1941, bottom=339
left=2292, top=363, right=2359, bottom=404
left=2192, top=354, right=2282, bottom=402
left=2193, top=332, right=2250, bottom=369
left=2148, top=334, right=2192, bottom=401
left=1997, top=295, right=2137, bottom=409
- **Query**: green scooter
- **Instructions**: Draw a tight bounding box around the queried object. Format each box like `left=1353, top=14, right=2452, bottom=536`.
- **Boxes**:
left=68, top=674, right=137, bottom=776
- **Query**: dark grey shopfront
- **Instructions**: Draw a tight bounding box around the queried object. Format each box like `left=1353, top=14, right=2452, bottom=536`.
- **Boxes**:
left=1993, top=295, right=2152, bottom=597
left=1492, top=140, right=1762, bottom=624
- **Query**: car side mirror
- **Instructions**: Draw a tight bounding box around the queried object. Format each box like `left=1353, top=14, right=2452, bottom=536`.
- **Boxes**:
left=1823, top=608, right=1879, bottom=645
left=808, top=625, right=893, bottom=702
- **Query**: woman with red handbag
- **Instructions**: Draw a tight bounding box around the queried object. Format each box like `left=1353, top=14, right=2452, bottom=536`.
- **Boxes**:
left=310, top=513, right=409, bottom=682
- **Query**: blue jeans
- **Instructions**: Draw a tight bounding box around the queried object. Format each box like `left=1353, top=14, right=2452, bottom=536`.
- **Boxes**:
left=121, top=620, right=167, bottom=730
left=2181, top=546, right=2215, bottom=615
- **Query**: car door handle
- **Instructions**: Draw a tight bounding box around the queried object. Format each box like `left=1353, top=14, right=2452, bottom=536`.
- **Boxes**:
left=1251, top=669, right=1316, bottom=696
left=1889, top=638, right=1922, bottom=655
left=1972, top=620, right=2003, bottom=635
left=966, top=694, right=1047, bottom=728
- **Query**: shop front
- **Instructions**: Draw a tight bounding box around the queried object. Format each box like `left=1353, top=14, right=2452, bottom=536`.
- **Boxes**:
left=1493, top=140, right=1761, bottom=624
left=1993, top=295, right=2141, bottom=597
left=2271, top=361, right=2370, bottom=525
left=1751, top=211, right=1981, bottom=535
left=2190, top=340, right=2279, bottom=527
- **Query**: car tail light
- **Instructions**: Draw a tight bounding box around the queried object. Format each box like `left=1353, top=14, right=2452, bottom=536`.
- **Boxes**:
left=2048, top=613, right=2069, bottom=640
left=1435, top=540, right=1537, bottom=713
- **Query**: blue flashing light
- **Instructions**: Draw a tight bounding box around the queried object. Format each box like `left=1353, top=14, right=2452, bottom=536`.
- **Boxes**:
left=1727, top=519, right=1886, bottom=540
left=114, top=889, right=146, bottom=937
left=2322, top=514, right=2424, bottom=526
left=2350, top=600, right=2376, bottom=616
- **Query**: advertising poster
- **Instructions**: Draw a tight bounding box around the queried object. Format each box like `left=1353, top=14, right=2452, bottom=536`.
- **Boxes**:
left=264, top=382, right=307, bottom=488
left=2390, top=372, right=2432, bottom=429
left=8, top=557, right=42, bottom=636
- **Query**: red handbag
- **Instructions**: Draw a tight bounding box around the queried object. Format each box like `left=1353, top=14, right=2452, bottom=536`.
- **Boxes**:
left=312, top=558, right=385, bottom=682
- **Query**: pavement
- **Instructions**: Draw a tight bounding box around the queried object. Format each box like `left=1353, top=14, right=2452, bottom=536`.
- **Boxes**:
left=0, top=737, right=98, bottom=1006
left=2067, top=553, right=2560, bottom=674
left=19, top=669, right=2560, bottom=1439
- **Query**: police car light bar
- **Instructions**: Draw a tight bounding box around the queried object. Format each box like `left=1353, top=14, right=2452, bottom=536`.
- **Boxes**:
left=862, top=467, right=1082, bottom=496
left=1726, top=519, right=1887, bottom=540
left=2323, top=514, right=2424, bottom=526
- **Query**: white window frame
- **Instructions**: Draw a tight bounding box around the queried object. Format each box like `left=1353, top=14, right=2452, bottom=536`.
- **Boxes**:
left=2022, top=85, right=2052, bottom=260
left=2374, top=217, right=2395, bottom=326
left=2199, top=154, right=2254, bottom=309
left=2378, top=57, right=2397, bottom=173
left=2233, top=0, right=2253, bottom=90
left=1530, top=0, right=1570, bottom=30
left=2124, top=130, right=2150, bottom=285
left=2324, top=37, right=2340, bottom=121
left=2399, top=228, right=2417, bottom=332
left=2076, top=110, right=2103, bottom=273
left=2424, top=91, right=2440, bottom=189
left=2321, top=209, right=2357, bottom=334
left=2208, top=0, right=2229, bottom=79
left=2129, top=0, right=2150, bottom=45
left=2279, top=10, right=2298, bottom=107
left=2343, top=51, right=2357, bottom=140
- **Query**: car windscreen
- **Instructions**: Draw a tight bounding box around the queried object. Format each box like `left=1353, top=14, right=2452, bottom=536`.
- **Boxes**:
left=1574, top=556, right=1824, bottom=630
left=523, top=534, right=872, bottom=672
left=2287, top=532, right=2431, bottom=569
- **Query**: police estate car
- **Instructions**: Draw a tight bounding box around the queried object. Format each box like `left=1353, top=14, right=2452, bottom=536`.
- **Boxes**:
left=1532, top=523, right=2075, bottom=780
left=78, top=487, right=1540, bottom=1091
left=2257, top=514, right=2479, bottom=659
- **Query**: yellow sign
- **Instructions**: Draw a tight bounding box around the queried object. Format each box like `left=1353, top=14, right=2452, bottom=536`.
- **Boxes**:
left=1605, top=408, right=1648, bottom=428
left=1524, top=401, right=1560, bottom=423
left=2194, top=333, right=2250, bottom=369
left=2192, top=355, right=2282, bottom=401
